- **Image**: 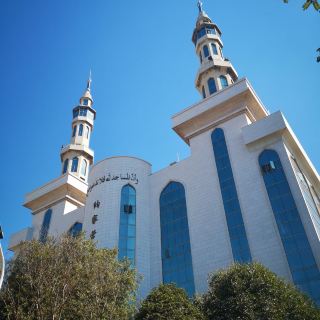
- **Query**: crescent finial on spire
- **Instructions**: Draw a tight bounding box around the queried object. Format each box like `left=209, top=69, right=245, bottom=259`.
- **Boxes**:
left=87, top=69, right=92, bottom=91
left=197, top=0, right=203, bottom=13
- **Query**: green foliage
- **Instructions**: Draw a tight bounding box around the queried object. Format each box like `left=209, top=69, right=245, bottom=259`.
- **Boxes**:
left=283, top=0, right=320, bottom=11
left=0, top=234, right=138, bottom=320
left=201, top=263, right=320, bottom=320
left=135, top=283, right=204, bottom=320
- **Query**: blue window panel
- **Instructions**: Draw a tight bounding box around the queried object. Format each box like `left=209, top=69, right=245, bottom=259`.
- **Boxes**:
left=73, top=109, right=79, bottom=118
left=259, top=149, right=320, bottom=305
left=62, top=159, right=69, bottom=174
left=208, top=78, right=217, bottom=95
left=202, top=86, right=206, bottom=99
left=68, top=222, right=82, bottom=237
left=211, top=43, right=218, bottom=55
left=211, top=128, right=252, bottom=263
left=39, top=209, right=52, bottom=243
left=72, top=126, right=77, bottom=137
left=197, top=27, right=206, bottom=40
left=219, top=75, right=228, bottom=89
left=160, top=182, right=195, bottom=296
left=203, top=45, right=209, bottom=58
left=78, top=124, right=83, bottom=136
left=118, top=184, right=136, bottom=266
left=71, top=157, right=78, bottom=172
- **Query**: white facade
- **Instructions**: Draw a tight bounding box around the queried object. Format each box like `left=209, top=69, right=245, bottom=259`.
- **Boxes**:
left=9, top=3, right=320, bottom=304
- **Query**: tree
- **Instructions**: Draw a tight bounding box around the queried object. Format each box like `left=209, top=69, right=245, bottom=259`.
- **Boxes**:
left=0, top=234, right=137, bottom=320
left=200, top=263, right=320, bottom=320
left=283, top=0, right=320, bottom=11
left=135, top=283, right=204, bottom=320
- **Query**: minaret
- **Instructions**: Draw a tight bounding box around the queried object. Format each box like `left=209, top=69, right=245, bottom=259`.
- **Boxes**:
left=60, top=74, right=96, bottom=182
left=192, top=1, right=238, bottom=99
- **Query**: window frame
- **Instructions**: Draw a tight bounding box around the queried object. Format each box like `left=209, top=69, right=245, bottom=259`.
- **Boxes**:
left=71, top=157, right=79, bottom=173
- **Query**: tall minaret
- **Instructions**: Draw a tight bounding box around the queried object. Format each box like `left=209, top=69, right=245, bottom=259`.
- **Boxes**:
left=192, top=1, right=238, bottom=99
left=60, top=74, right=96, bottom=182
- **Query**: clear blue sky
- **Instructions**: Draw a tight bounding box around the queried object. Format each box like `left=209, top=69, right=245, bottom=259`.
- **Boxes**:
left=0, top=0, right=319, bottom=256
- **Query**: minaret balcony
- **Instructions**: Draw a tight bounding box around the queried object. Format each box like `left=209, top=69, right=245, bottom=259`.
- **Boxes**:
left=195, top=34, right=223, bottom=50
left=72, top=115, right=94, bottom=127
left=195, top=59, right=238, bottom=87
left=73, top=106, right=96, bottom=120
left=60, top=144, right=94, bottom=164
left=23, top=173, right=88, bottom=213
left=172, top=78, right=268, bottom=145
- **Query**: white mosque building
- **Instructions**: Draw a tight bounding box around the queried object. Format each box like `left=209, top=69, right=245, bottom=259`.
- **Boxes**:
left=9, top=2, right=320, bottom=304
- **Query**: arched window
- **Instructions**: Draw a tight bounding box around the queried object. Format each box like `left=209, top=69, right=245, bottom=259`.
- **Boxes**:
left=72, top=126, right=77, bottom=137
left=211, top=43, right=218, bottom=55
left=62, top=159, right=69, bottom=174
left=219, top=75, right=228, bottom=89
left=203, top=45, right=209, bottom=58
left=78, top=124, right=83, bottom=136
left=202, top=86, right=206, bottom=99
left=85, top=126, right=90, bottom=139
left=259, top=150, right=320, bottom=305
left=208, top=78, right=217, bottom=95
left=81, top=159, right=87, bottom=176
left=118, top=185, right=136, bottom=266
left=211, top=128, right=252, bottom=263
left=160, top=182, right=195, bottom=296
left=39, top=209, right=52, bottom=243
left=71, top=157, right=78, bottom=172
left=68, top=222, right=82, bottom=237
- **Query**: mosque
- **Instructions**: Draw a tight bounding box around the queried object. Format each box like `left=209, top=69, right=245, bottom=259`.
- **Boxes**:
left=8, top=2, right=320, bottom=304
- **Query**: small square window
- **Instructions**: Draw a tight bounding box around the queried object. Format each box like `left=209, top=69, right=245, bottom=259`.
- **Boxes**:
left=124, top=204, right=133, bottom=214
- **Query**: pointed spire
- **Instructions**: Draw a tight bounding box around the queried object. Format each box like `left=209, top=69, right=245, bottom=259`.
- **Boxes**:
left=80, top=71, right=93, bottom=104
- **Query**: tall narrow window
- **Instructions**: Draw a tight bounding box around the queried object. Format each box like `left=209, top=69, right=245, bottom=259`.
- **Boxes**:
left=202, top=86, right=206, bottom=99
left=72, top=126, right=77, bottom=137
left=208, top=78, right=217, bottom=95
left=199, top=51, right=203, bottom=63
left=78, top=124, right=83, bottom=136
left=203, top=45, right=209, bottom=58
left=219, top=47, right=223, bottom=58
left=211, top=43, right=218, bottom=55
left=160, top=182, right=195, bottom=296
left=259, top=150, right=320, bottom=305
left=118, top=185, right=136, bottom=266
left=62, top=159, right=69, bottom=174
left=68, top=222, right=82, bottom=237
left=71, top=157, right=78, bottom=172
left=211, top=128, right=252, bottom=263
left=39, top=209, right=52, bottom=243
left=219, top=75, right=228, bottom=89
left=81, top=159, right=87, bottom=176
left=85, top=126, right=90, bottom=139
